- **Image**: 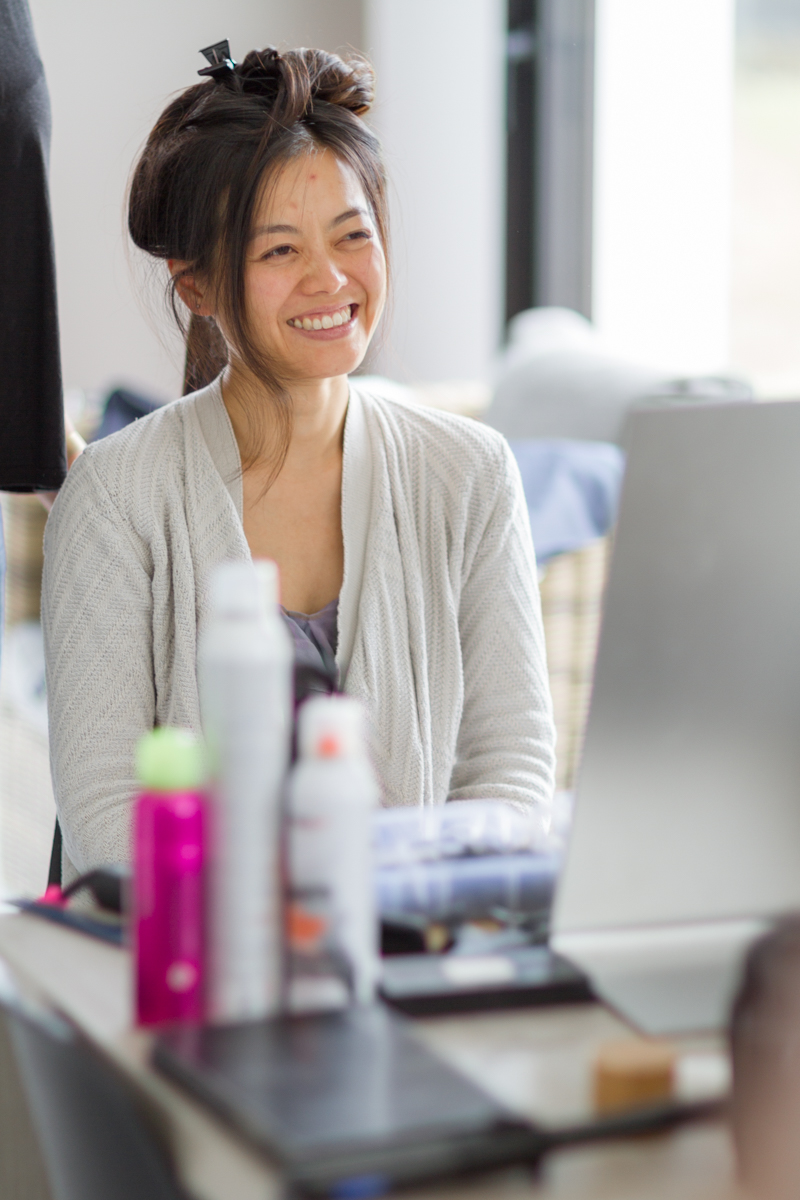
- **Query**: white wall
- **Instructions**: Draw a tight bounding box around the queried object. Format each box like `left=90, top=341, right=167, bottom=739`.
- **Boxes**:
left=27, top=2, right=739, bottom=396
left=364, top=0, right=506, bottom=383
left=592, top=0, right=735, bottom=374
left=28, top=0, right=363, bottom=402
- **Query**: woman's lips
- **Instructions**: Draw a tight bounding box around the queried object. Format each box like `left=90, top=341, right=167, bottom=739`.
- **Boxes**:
left=287, top=303, right=358, bottom=338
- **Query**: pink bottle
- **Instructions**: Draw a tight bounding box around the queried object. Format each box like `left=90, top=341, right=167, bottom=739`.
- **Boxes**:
left=133, top=728, right=208, bottom=1026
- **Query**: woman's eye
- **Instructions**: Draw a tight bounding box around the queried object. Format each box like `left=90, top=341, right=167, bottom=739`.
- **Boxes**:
left=343, top=230, right=372, bottom=245
left=263, top=244, right=294, bottom=260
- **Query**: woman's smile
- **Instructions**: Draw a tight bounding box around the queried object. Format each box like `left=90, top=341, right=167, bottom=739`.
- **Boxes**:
left=287, top=302, right=359, bottom=337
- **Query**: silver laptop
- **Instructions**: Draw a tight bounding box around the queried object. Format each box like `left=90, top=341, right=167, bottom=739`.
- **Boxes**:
left=551, top=400, right=800, bottom=1033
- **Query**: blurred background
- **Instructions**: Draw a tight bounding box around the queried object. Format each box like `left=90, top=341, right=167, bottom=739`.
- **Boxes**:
left=1, top=0, right=798, bottom=897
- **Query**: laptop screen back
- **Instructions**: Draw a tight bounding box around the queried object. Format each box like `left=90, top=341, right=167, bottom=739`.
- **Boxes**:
left=553, top=401, right=800, bottom=935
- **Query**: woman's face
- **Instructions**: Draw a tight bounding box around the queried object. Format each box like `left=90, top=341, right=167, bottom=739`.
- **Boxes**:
left=231, top=147, right=386, bottom=384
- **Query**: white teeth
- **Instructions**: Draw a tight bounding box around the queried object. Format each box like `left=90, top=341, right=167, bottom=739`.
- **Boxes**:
left=291, top=305, right=352, bottom=330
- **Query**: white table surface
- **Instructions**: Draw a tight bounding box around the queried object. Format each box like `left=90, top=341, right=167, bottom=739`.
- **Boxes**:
left=0, top=913, right=739, bottom=1200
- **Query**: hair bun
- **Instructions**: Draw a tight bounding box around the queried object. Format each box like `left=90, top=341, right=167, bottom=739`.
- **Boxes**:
left=232, top=46, right=374, bottom=122
left=234, top=47, right=284, bottom=100
left=302, top=48, right=375, bottom=117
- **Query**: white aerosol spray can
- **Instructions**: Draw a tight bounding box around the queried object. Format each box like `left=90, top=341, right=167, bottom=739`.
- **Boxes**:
left=287, top=695, right=380, bottom=1007
left=198, top=559, right=293, bottom=1022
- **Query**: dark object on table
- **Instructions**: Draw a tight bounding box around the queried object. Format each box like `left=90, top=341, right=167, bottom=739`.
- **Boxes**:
left=1, top=972, right=185, bottom=1200
left=13, top=901, right=123, bottom=947
left=729, top=915, right=800, bottom=1200
left=381, top=918, right=428, bottom=956
left=12, top=866, right=130, bottom=947
left=155, top=1003, right=546, bottom=1195
left=380, top=945, right=593, bottom=1016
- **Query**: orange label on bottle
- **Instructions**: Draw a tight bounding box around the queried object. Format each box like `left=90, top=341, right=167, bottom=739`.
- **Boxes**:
left=287, top=903, right=328, bottom=952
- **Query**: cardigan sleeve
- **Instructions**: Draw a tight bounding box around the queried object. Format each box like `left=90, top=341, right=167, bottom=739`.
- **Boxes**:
left=448, top=438, right=556, bottom=814
left=42, top=451, right=155, bottom=872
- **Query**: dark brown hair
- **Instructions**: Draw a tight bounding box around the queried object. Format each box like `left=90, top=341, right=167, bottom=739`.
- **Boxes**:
left=128, top=46, right=388, bottom=471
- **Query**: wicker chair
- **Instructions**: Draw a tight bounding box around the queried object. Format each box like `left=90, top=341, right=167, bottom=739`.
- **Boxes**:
left=539, top=537, right=609, bottom=792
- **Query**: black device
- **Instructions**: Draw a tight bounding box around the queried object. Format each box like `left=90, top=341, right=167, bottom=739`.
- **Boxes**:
left=379, top=945, right=593, bottom=1016
left=154, top=1004, right=547, bottom=1196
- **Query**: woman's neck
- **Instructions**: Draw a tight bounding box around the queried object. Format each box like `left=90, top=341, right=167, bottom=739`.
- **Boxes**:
left=221, top=367, right=349, bottom=475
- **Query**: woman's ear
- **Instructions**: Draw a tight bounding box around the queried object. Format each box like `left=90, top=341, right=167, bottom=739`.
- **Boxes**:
left=169, top=261, right=213, bottom=317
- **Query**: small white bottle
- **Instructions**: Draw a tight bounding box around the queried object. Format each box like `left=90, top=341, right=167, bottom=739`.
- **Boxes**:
left=287, top=695, right=380, bottom=1007
left=198, top=559, right=293, bottom=1022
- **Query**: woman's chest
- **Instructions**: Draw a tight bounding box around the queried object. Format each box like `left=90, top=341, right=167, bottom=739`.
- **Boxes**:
left=241, top=463, right=344, bottom=614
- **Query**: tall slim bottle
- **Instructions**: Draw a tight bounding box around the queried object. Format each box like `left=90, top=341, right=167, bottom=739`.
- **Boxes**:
left=198, top=559, right=293, bottom=1022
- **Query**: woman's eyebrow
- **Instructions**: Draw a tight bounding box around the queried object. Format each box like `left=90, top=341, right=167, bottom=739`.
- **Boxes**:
left=329, top=206, right=368, bottom=228
left=250, top=222, right=298, bottom=238
left=250, top=208, right=368, bottom=239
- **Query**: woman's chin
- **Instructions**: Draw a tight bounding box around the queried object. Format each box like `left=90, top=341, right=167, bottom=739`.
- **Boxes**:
left=287, top=342, right=369, bottom=383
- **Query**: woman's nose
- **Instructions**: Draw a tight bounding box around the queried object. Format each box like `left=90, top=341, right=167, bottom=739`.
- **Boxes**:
left=302, top=248, right=347, bottom=293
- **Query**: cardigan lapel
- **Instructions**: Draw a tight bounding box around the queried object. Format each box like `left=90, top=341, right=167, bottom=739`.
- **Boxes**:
left=343, top=390, right=429, bottom=807
left=193, top=378, right=244, bottom=520
left=337, top=385, right=373, bottom=685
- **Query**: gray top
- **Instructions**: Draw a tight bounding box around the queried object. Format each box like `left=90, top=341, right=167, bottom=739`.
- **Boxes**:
left=283, top=596, right=339, bottom=678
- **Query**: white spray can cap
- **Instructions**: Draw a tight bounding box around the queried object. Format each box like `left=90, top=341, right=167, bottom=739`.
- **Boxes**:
left=253, top=559, right=280, bottom=610
left=298, top=695, right=366, bottom=760
left=209, top=560, right=280, bottom=617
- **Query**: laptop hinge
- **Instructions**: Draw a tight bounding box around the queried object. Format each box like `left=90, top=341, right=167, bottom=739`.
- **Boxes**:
left=552, top=918, right=770, bottom=1034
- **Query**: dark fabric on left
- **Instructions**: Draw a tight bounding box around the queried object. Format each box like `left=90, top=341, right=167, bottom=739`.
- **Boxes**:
left=0, top=508, right=5, bottom=638
left=0, top=0, right=65, bottom=491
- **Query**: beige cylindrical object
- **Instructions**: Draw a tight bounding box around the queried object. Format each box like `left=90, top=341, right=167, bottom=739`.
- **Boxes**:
left=0, top=494, right=47, bottom=627
left=65, top=429, right=87, bottom=465
left=593, top=1039, right=676, bottom=1114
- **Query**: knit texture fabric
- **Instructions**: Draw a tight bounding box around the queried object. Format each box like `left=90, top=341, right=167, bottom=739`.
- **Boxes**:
left=42, top=380, right=555, bottom=880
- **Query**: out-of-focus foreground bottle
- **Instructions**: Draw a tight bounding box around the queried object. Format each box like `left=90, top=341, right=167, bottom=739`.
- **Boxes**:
left=287, top=695, right=380, bottom=1009
left=133, top=727, right=208, bottom=1026
left=198, top=559, right=293, bottom=1022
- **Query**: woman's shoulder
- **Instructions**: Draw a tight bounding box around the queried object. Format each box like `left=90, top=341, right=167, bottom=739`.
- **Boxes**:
left=354, top=383, right=510, bottom=470
left=84, top=391, right=199, bottom=468
left=49, top=388, right=212, bottom=527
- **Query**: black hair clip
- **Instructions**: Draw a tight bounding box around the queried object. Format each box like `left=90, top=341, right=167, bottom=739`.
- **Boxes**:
left=198, top=40, right=236, bottom=80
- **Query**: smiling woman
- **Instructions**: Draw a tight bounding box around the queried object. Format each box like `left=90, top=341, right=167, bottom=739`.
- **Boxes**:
left=41, top=44, right=555, bottom=882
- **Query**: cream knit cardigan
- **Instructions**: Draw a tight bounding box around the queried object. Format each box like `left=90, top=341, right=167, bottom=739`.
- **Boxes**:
left=42, top=379, right=555, bottom=880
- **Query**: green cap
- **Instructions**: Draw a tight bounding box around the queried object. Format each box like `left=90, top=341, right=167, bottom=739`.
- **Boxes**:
left=136, top=728, right=207, bottom=791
